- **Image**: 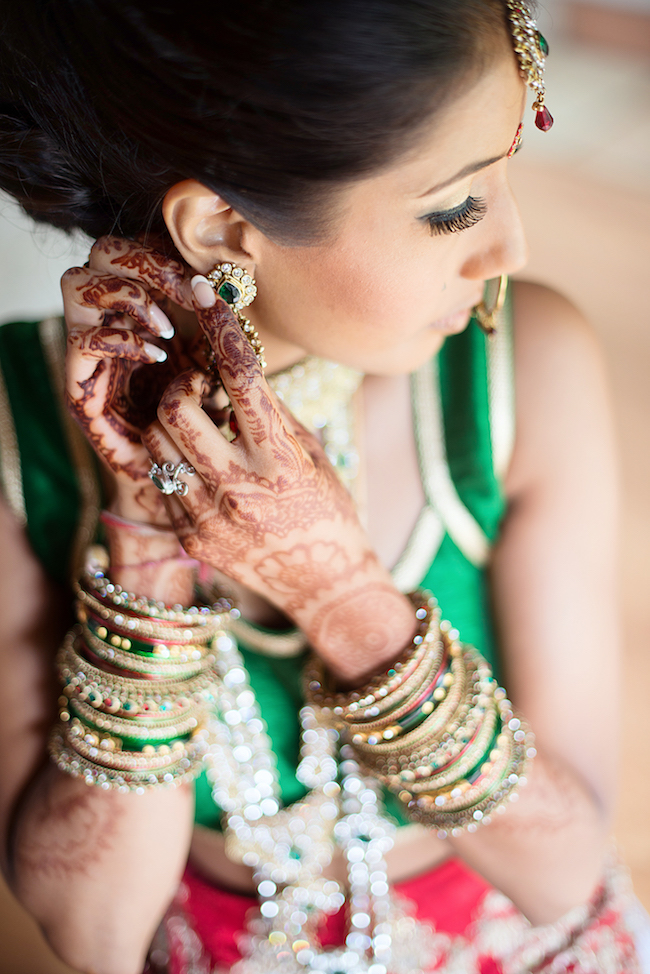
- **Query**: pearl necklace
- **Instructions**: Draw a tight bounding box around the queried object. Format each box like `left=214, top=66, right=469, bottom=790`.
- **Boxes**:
left=204, top=628, right=437, bottom=974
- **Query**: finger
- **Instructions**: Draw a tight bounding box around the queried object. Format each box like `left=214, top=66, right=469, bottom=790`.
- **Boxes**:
left=67, top=324, right=168, bottom=370
left=89, top=236, right=194, bottom=311
left=274, top=395, right=323, bottom=459
left=61, top=265, right=174, bottom=339
left=143, top=420, right=210, bottom=526
left=156, top=369, right=232, bottom=489
left=191, top=293, right=283, bottom=443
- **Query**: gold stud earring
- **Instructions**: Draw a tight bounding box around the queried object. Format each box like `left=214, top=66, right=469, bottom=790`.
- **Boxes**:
left=206, top=262, right=266, bottom=369
left=473, top=275, right=508, bottom=337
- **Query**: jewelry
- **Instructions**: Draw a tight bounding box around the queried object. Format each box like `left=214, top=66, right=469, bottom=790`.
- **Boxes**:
left=82, top=626, right=208, bottom=678
left=78, top=598, right=219, bottom=645
left=474, top=274, right=508, bottom=337
left=228, top=607, right=309, bottom=659
left=306, top=596, right=535, bottom=837
left=204, top=626, right=438, bottom=974
left=49, top=731, right=205, bottom=791
left=148, top=460, right=195, bottom=497
left=505, top=0, right=554, bottom=132
left=508, top=121, right=524, bottom=159
left=78, top=564, right=232, bottom=624
left=49, top=570, right=230, bottom=793
left=206, top=262, right=266, bottom=369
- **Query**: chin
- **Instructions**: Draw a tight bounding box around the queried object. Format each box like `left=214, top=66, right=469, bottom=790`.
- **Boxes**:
left=357, top=331, right=450, bottom=377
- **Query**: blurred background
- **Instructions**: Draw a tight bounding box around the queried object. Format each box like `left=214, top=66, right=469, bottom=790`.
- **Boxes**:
left=0, top=0, right=649, bottom=970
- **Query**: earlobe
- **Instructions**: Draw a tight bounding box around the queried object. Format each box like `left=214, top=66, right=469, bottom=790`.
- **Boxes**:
left=162, top=179, right=254, bottom=274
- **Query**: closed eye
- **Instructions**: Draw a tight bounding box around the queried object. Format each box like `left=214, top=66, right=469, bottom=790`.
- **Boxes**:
left=423, top=196, right=487, bottom=236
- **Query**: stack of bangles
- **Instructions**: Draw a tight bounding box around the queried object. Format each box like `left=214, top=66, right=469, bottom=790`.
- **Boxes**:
left=48, top=566, right=232, bottom=793
left=305, top=593, right=536, bottom=835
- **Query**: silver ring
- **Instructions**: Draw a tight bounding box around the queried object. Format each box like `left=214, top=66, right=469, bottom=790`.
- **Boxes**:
left=149, top=460, right=196, bottom=497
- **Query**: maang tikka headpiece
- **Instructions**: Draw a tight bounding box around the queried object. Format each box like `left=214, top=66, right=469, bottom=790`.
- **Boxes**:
left=505, top=0, right=554, bottom=132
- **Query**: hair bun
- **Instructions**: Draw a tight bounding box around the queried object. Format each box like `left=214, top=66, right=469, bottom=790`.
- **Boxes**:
left=0, top=106, right=110, bottom=237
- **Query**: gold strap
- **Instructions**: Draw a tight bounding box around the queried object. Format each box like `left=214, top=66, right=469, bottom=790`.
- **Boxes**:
left=0, top=352, right=27, bottom=525
left=486, top=290, right=516, bottom=483
left=411, top=355, right=490, bottom=568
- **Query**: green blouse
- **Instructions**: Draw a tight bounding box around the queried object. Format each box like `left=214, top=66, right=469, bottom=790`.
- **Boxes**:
left=0, top=301, right=514, bottom=829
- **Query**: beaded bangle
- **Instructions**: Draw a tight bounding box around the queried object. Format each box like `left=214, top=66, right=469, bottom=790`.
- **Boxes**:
left=78, top=569, right=232, bottom=624
left=59, top=633, right=216, bottom=694
left=49, top=729, right=205, bottom=792
left=82, top=627, right=210, bottom=679
left=66, top=696, right=204, bottom=739
left=49, top=568, right=230, bottom=792
left=306, top=593, right=441, bottom=719
left=306, top=590, right=535, bottom=835
left=84, top=615, right=211, bottom=659
left=78, top=597, right=221, bottom=644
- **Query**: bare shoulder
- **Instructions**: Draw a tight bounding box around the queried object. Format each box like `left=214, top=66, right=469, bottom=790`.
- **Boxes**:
left=511, top=280, right=602, bottom=361
left=506, top=280, right=616, bottom=500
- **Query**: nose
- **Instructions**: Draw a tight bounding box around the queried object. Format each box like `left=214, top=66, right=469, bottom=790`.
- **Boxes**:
left=460, top=180, right=528, bottom=282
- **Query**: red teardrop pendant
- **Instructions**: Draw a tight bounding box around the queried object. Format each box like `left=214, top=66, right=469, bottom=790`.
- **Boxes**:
left=535, top=106, right=554, bottom=132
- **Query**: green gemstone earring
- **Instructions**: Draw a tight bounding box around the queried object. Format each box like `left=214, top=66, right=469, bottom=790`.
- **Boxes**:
left=206, top=261, right=266, bottom=369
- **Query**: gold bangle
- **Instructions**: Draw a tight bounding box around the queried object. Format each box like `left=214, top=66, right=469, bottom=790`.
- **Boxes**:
left=64, top=696, right=205, bottom=739
left=82, top=625, right=209, bottom=678
left=77, top=595, right=220, bottom=644
left=228, top=612, right=308, bottom=658
left=48, top=729, right=205, bottom=791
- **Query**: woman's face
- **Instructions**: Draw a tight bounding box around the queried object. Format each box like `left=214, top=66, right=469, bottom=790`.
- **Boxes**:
left=237, top=47, right=528, bottom=376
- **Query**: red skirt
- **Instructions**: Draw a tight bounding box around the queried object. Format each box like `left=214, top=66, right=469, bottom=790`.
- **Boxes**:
left=156, top=855, right=641, bottom=974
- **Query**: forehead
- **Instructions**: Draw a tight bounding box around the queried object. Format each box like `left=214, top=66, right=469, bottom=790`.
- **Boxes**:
left=346, top=49, right=526, bottom=206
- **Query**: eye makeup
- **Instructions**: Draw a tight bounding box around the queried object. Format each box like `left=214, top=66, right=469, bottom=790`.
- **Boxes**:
left=422, top=196, right=487, bottom=236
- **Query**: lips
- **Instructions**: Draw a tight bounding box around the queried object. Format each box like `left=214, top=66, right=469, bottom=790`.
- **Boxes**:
left=430, top=306, right=474, bottom=334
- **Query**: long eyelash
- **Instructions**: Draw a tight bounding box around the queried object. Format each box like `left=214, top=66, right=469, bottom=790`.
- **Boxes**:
left=425, top=196, right=487, bottom=236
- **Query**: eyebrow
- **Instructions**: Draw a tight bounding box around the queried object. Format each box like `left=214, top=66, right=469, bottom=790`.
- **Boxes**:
left=417, top=152, right=508, bottom=198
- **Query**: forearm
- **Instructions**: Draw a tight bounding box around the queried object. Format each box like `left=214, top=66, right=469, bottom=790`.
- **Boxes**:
left=12, top=766, right=194, bottom=974
left=10, top=518, right=197, bottom=974
left=446, top=747, right=610, bottom=925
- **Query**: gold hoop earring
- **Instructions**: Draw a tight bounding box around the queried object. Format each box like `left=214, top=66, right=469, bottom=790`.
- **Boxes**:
left=473, top=275, right=508, bottom=337
left=206, top=262, right=266, bottom=369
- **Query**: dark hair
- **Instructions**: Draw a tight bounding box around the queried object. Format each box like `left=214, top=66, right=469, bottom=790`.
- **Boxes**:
left=0, top=0, right=509, bottom=244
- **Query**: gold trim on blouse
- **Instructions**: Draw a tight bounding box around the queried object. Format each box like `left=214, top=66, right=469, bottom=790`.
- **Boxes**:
left=0, top=354, right=27, bottom=526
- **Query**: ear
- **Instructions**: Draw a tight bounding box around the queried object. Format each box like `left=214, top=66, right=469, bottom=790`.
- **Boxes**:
left=162, top=180, right=256, bottom=275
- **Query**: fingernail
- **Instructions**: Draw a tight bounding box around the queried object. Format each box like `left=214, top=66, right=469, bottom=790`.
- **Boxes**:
left=191, top=274, right=217, bottom=309
left=144, top=342, right=168, bottom=362
left=150, top=303, right=174, bottom=339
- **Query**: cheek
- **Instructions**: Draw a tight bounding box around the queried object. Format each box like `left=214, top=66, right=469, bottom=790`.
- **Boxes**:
left=268, top=240, right=434, bottom=338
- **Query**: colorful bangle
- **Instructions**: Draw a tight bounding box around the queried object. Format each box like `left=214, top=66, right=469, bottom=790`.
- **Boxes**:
left=305, top=590, right=535, bottom=836
left=49, top=565, right=230, bottom=793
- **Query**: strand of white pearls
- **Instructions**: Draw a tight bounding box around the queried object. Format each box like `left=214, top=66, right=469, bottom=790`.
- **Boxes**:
left=205, top=627, right=438, bottom=973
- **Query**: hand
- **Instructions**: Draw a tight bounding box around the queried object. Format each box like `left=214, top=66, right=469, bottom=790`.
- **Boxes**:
left=144, top=296, right=415, bottom=678
left=62, top=235, right=204, bottom=523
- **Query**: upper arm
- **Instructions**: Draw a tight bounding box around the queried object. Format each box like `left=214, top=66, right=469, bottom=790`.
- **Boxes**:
left=0, top=494, right=69, bottom=870
left=491, top=281, right=620, bottom=816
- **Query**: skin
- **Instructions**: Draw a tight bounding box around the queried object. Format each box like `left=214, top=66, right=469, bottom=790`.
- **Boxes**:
left=1, top=44, right=620, bottom=974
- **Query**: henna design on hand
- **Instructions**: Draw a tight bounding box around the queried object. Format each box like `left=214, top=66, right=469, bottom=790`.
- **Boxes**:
left=253, top=542, right=375, bottom=614
left=307, top=583, right=418, bottom=679
left=62, top=239, right=208, bottom=525
left=92, top=235, right=190, bottom=309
